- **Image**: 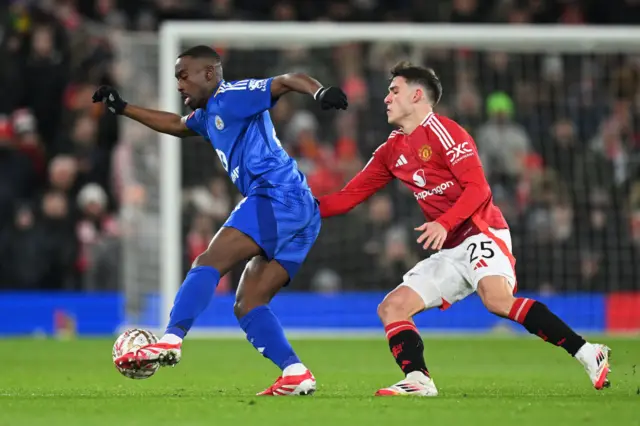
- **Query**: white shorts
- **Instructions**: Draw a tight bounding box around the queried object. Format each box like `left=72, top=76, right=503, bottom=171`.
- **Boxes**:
left=400, top=228, right=516, bottom=310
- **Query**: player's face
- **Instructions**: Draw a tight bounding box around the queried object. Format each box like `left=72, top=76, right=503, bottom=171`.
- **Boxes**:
left=175, top=56, right=213, bottom=110
left=384, top=77, right=419, bottom=126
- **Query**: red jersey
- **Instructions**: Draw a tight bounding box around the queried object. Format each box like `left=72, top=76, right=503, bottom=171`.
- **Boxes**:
left=318, top=112, right=508, bottom=249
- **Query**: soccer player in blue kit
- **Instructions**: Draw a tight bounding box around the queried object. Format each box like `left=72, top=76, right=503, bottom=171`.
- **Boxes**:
left=95, top=45, right=348, bottom=395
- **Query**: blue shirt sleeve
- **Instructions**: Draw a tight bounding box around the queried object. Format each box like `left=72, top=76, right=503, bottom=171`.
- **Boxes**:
left=218, top=78, right=277, bottom=118
left=183, top=108, right=207, bottom=137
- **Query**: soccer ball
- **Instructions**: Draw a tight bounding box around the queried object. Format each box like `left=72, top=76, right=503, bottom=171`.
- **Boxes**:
left=112, top=328, right=160, bottom=379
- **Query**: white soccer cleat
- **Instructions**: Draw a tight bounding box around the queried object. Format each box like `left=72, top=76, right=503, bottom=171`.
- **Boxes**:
left=576, top=343, right=611, bottom=390
left=115, top=342, right=182, bottom=370
left=375, top=371, right=438, bottom=396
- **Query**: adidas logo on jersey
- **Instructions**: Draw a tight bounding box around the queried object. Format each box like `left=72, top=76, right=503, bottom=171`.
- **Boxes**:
left=473, top=259, right=488, bottom=270
left=396, top=155, right=408, bottom=167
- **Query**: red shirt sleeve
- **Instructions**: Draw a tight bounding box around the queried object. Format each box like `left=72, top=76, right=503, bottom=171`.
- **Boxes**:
left=318, top=142, right=393, bottom=218
left=432, top=119, right=491, bottom=232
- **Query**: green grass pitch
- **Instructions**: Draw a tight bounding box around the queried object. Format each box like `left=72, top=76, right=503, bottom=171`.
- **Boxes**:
left=1, top=336, right=639, bottom=426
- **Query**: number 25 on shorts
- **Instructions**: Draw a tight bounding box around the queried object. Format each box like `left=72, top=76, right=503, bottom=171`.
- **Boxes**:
left=467, top=241, right=494, bottom=264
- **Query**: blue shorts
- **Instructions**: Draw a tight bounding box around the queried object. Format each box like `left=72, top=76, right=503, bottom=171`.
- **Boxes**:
left=223, top=187, right=321, bottom=282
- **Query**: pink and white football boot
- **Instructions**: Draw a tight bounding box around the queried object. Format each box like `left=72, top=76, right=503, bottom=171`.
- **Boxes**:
left=375, top=371, right=438, bottom=397
left=575, top=343, right=612, bottom=390
left=114, top=341, right=182, bottom=370
left=257, top=368, right=316, bottom=396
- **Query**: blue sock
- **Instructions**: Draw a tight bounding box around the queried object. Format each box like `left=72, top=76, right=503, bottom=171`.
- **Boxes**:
left=239, top=305, right=301, bottom=370
left=165, top=266, right=220, bottom=338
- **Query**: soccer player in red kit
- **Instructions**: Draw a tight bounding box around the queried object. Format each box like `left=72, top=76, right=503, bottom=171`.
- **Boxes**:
left=318, top=62, right=611, bottom=396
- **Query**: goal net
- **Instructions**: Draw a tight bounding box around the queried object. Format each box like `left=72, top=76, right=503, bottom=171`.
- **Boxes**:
left=115, top=23, right=640, bottom=335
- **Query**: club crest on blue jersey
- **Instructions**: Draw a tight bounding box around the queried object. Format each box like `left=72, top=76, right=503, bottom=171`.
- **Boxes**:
left=215, top=115, right=224, bottom=130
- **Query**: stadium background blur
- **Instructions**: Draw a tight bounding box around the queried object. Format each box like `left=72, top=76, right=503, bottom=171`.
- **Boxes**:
left=1, top=0, right=640, bottom=335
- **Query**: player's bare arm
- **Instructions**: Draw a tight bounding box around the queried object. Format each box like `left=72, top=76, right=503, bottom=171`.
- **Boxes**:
left=126, top=104, right=196, bottom=137
left=92, top=85, right=196, bottom=138
left=270, top=73, right=348, bottom=110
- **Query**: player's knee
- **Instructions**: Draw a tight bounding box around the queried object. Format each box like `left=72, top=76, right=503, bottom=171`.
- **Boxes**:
left=378, top=286, right=427, bottom=324
left=477, top=276, right=515, bottom=317
left=233, top=296, right=269, bottom=319
left=233, top=298, right=249, bottom=319
left=377, top=294, right=410, bottom=323
left=481, top=291, right=515, bottom=317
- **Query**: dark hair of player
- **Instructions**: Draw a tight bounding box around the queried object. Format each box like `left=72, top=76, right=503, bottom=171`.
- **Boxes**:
left=178, top=45, right=222, bottom=63
left=178, top=45, right=224, bottom=81
left=390, top=61, right=442, bottom=106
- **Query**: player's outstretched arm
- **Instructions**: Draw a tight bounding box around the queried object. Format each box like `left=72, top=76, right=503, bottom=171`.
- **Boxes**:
left=123, top=104, right=196, bottom=138
left=92, top=86, right=196, bottom=138
left=270, top=74, right=348, bottom=110
left=318, top=143, right=393, bottom=218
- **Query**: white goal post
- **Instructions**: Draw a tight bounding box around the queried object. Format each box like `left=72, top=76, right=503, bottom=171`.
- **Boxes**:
left=153, top=22, right=640, bottom=333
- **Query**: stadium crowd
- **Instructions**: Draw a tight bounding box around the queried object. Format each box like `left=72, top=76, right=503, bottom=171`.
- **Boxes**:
left=0, top=0, right=639, bottom=295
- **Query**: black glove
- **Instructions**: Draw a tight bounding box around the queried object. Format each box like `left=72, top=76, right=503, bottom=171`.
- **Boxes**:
left=314, top=86, right=348, bottom=110
left=92, top=85, right=127, bottom=115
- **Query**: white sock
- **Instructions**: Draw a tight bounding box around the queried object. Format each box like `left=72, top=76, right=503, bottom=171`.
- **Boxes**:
left=407, top=371, right=430, bottom=382
left=574, top=342, right=593, bottom=366
left=283, top=363, right=307, bottom=377
left=159, top=333, right=183, bottom=345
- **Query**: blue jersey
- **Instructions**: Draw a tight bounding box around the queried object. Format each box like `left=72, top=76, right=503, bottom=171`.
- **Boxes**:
left=183, top=78, right=321, bottom=282
left=183, top=78, right=309, bottom=197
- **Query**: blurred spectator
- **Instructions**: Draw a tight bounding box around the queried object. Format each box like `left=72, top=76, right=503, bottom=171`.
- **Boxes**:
left=186, top=212, right=215, bottom=267
left=0, top=204, right=48, bottom=290
left=184, top=176, right=232, bottom=226
left=40, top=190, right=77, bottom=287
left=183, top=207, right=232, bottom=290
left=0, top=32, right=24, bottom=115
left=629, top=182, right=640, bottom=246
left=480, top=52, right=514, bottom=96
left=310, top=268, right=342, bottom=294
left=272, top=0, right=298, bottom=21
left=449, top=0, right=485, bottom=23
left=588, top=100, right=639, bottom=186
left=543, top=118, right=580, bottom=185
left=361, top=194, right=418, bottom=287
left=476, top=92, right=531, bottom=191
left=13, top=108, right=47, bottom=179
left=0, top=116, right=37, bottom=226
left=23, top=23, right=68, bottom=147
left=0, top=190, right=78, bottom=290
left=453, top=84, right=483, bottom=136
left=75, top=183, right=119, bottom=290
left=46, top=155, right=80, bottom=211
left=334, top=111, right=364, bottom=182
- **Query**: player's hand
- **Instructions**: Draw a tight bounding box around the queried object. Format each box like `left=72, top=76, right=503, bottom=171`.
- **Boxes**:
left=415, top=222, right=447, bottom=251
left=92, top=85, right=127, bottom=115
left=314, top=86, right=348, bottom=110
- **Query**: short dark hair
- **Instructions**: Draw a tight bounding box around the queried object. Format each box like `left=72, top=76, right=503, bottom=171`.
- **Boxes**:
left=390, top=61, right=442, bottom=106
left=178, top=45, right=221, bottom=63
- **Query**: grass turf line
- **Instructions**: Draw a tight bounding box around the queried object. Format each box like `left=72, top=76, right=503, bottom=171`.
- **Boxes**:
left=1, top=337, right=639, bottom=426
